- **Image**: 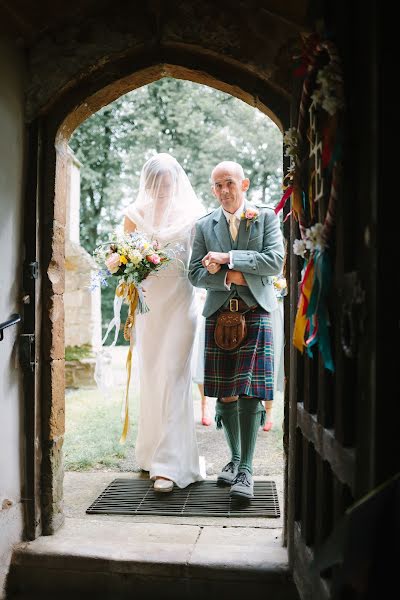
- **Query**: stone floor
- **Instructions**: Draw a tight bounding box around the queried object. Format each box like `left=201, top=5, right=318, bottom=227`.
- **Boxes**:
left=64, top=470, right=285, bottom=529
left=9, top=471, right=291, bottom=599
left=8, top=513, right=299, bottom=599
left=7, top=363, right=290, bottom=599
left=64, top=345, right=285, bottom=528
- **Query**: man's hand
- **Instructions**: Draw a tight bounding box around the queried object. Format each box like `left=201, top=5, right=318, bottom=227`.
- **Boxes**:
left=226, top=270, right=248, bottom=286
left=202, top=252, right=230, bottom=267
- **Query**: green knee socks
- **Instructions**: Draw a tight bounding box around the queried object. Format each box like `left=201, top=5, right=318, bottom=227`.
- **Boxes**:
left=215, top=400, right=240, bottom=463
left=237, top=397, right=266, bottom=475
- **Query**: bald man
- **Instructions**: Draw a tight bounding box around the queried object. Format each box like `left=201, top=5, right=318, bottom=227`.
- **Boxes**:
left=189, top=161, right=284, bottom=500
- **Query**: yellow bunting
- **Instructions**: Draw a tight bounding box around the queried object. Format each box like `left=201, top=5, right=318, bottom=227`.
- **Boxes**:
left=293, top=262, right=315, bottom=352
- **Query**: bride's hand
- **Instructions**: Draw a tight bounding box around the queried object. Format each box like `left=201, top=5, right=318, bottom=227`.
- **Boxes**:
left=204, top=260, right=221, bottom=274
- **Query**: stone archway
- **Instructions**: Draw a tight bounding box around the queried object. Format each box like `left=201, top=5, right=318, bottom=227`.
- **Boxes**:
left=5, top=3, right=386, bottom=598
left=30, top=7, right=301, bottom=533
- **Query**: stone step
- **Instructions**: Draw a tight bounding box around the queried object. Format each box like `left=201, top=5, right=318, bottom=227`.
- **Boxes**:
left=6, top=518, right=299, bottom=599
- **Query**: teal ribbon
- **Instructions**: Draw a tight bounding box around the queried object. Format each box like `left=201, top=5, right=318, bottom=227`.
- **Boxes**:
left=306, top=249, right=334, bottom=372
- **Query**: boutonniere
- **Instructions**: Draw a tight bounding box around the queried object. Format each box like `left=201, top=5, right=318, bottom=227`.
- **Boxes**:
left=241, top=208, right=259, bottom=230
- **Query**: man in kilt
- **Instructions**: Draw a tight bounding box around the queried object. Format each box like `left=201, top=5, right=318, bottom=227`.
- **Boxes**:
left=189, top=161, right=284, bottom=500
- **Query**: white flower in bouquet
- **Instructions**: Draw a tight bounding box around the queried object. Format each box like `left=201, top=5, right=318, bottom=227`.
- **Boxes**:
left=128, top=249, right=143, bottom=267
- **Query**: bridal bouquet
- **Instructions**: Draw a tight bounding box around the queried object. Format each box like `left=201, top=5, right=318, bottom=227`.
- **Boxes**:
left=93, top=231, right=171, bottom=320
left=92, top=231, right=173, bottom=444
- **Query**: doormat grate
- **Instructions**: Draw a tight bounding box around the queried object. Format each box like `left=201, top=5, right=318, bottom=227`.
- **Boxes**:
left=86, top=479, right=280, bottom=518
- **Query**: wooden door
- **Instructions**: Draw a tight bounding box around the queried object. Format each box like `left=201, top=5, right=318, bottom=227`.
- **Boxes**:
left=285, top=5, right=387, bottom=598
left=20, top=120, right=42, bottom=540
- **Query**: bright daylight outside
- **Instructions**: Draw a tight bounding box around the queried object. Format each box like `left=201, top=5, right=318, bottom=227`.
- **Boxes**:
left=63, top=78, right=285, bottom=509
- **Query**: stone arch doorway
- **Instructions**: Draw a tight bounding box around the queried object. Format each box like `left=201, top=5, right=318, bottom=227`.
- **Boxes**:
left=32, top=53, right=291, bottom=537
left=9, top=3, right=388, bottom=599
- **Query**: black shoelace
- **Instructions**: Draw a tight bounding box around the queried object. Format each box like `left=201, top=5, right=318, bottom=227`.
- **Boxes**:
left=223, top=461, right=237, bottom=473
left=233, top=472, right=250, bottom=486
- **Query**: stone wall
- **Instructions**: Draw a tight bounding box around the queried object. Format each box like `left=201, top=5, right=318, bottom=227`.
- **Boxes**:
left=0, top=37, right=25, bottom=598
left=64, top=147, right=101, bottom=387
left=65, top=240, right=101, bottom=350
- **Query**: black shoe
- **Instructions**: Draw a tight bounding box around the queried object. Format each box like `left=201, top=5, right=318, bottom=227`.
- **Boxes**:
left=230, top=471, right=254, bottom=499
left=217, top=461, right=239, bottom=486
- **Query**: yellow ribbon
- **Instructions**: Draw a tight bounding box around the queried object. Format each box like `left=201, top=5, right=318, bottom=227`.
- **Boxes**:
left=119, top=346, right=133, bottom=444
left=293, top=261, right=315, bottom=353
left=292, top=180, right=304, bottom=222
left=116, top=283, right=139, bottom=444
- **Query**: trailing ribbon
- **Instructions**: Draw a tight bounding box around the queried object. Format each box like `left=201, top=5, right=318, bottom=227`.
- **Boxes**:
left=96, top=281, right=141, bottom=444
left=116, top=282, right=139, bottom=444
left=100, top=293, right=124, bottom=348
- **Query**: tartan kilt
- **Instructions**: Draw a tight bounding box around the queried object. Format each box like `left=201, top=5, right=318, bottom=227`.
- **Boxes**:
left=204, top=307, right=274, bottom=400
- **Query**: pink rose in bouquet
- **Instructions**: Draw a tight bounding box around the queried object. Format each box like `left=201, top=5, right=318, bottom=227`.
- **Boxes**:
left=147, top=253, right=161, bottom=265
left=105, top=252, right=121, bottom=274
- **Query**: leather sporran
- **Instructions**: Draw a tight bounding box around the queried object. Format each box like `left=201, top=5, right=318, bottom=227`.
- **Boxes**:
left=214, top=311, right=247, bottom=351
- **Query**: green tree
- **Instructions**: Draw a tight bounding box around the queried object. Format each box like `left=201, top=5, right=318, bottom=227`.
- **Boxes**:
left=118, top=79, right=282, bottom=207
left=69, top=79, right=283, bottom=342
left=69, top=105, right=122, bottom=252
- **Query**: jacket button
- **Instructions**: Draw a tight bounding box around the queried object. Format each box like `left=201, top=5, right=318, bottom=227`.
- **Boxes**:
left=253, top=266, right=256, bottom=270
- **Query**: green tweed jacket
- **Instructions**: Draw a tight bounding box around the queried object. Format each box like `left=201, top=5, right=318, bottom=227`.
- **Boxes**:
left=188, top=201, right=284, bottom=318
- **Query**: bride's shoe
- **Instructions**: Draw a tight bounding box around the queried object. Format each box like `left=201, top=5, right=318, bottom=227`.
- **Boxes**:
left=153, top=478, right=174, bottom=493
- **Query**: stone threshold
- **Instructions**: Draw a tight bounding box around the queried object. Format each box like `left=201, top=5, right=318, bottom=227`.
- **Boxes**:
left=7, top=472, right=299, bottom=598
left=8, top=517, right=298, bottom=599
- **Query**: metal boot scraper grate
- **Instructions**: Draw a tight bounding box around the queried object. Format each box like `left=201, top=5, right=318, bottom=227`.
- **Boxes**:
left=86, top=479, right=280, bottom=517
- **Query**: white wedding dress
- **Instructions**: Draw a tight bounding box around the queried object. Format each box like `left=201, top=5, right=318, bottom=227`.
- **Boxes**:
left=133, top=232, right=204, bottom=488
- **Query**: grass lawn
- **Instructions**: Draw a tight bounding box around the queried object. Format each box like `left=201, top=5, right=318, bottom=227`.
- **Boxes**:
left=64, top=387, right=139, bottom=471
left=64, top=347, right=285, bottom=476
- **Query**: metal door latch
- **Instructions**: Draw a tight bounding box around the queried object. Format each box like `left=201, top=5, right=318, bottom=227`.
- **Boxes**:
left=19, top=333, right=36, bottom=371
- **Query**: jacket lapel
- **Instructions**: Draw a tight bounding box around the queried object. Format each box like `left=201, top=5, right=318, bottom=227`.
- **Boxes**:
left=213, top=207, right=232, bottom=251
left=236, top=201, right=252, bottom=249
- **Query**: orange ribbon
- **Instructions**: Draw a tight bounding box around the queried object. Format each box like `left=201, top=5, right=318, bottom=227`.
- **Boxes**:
left=293, top=259, right=315, bottom=352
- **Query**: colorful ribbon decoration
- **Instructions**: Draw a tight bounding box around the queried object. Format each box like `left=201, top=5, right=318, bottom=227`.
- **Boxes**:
left=274, top=185, right=293, bottom=215
left=305, top=250, right=334, bottom=372
left=293, top=258, right=315, bottom=353
left=279, top=34, right=343, bottom=372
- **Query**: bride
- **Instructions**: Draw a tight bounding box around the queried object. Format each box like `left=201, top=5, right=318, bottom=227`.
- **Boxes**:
left=123, top=153, right=205, bottom=492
